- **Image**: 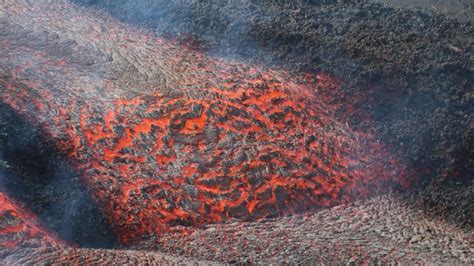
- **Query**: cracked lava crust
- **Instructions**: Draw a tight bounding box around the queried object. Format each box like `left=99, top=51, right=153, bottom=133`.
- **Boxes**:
left=7, top=1, right=472, bottom=264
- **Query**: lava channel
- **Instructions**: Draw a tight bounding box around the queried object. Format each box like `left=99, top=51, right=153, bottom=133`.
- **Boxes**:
left=1, top=1, right=416, bottom=245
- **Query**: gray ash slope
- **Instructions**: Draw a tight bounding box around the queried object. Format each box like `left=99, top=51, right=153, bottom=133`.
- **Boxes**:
left=74, top=0, right=473, bottom=228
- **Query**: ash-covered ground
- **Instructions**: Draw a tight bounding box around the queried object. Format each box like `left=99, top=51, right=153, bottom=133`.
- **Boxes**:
left=1, top=0, right=473, bottom=264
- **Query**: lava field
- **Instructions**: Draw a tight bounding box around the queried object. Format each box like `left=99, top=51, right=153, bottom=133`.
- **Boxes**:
left=1, top=0, right=472, bottom=264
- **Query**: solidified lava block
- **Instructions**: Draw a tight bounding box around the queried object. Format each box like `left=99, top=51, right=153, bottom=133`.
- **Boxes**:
left=0, top=2, right=415, bottom=244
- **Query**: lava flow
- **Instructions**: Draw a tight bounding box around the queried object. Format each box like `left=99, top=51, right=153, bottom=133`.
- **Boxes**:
left=0, top=2, right=416, bottom=245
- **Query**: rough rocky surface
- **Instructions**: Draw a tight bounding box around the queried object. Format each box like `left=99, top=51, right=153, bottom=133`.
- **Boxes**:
left=2, top=247, right=209, bottom=265
left=0, top=0, right=472, bottom=264
left=149, top=193, right=473, bottom=264
left=1, top=190, right=472, bottom=264
left=370, top=0, right=473, bottom=21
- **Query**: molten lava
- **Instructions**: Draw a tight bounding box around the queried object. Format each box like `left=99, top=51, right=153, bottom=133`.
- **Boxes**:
left=0, top=1, right=416, bottom=245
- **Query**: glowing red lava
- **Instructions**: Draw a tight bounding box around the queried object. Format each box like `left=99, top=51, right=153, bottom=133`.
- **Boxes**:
left=0, top=1, right=416, bottom=245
